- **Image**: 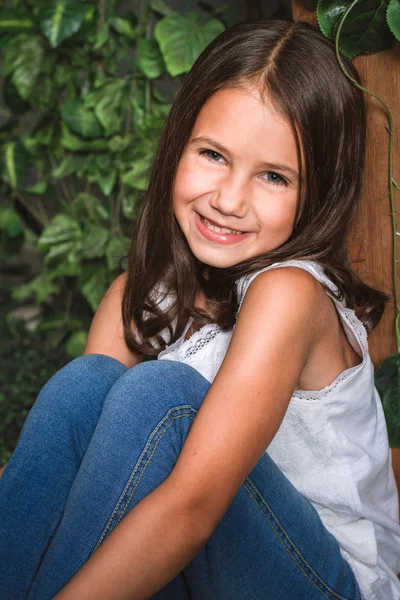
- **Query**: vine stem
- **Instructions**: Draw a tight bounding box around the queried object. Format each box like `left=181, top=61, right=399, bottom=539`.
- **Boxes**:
left=334, top=0, right=400, bottom=353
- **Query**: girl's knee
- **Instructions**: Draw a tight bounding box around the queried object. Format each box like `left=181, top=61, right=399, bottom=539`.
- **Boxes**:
left=33, top=354, right=127, bottom=419
left=102, top=359, right=210, bottom=414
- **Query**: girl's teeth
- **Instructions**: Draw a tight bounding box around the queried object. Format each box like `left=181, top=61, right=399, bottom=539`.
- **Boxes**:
left=203, top=217, right=243, bottom=235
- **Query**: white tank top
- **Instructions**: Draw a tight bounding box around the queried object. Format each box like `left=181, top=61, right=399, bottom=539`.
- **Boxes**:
left=156, top=259, right=400, bottom=600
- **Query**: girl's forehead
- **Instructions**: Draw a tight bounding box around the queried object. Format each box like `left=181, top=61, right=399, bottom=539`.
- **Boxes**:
left=190, top=87, right=302, bottom=167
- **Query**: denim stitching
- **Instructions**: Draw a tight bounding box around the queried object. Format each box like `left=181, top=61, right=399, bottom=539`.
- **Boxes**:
left=244, top=477, right=356, bottom=600
left=94, top=410, right=357, bottom=600
left=94, top=406, right=197, bottom=549
left=115, top=413, right=196, bottom=524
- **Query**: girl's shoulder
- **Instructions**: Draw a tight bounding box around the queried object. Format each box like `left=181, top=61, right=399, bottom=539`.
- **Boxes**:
left=235, top=259, right=342, bottom=317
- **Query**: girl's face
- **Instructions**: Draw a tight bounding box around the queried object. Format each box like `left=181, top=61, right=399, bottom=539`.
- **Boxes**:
left=172, top=86, right=304, bottom=269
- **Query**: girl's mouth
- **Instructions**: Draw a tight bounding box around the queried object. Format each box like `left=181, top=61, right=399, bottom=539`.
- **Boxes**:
left=194, top=212, right=252, bottom=245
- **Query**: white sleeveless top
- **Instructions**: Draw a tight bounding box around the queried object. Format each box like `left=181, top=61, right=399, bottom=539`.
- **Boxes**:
left=155, top=259, right=400, bottom=600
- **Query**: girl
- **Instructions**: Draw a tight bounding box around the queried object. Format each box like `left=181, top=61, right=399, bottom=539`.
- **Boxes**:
left=0, top=17, right=399, bottom=600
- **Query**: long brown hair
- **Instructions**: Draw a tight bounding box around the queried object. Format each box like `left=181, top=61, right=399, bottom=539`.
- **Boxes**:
left=121, top=18, right=389, bottom=357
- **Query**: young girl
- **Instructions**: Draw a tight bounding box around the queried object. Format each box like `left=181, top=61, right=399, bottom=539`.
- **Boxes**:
left=0, top=17, right=399, bottom=600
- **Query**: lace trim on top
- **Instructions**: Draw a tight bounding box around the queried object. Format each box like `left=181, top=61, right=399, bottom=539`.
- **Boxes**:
left=292, top=302, right=369, bottom=400
left=158, top=322, right=221, bottom=361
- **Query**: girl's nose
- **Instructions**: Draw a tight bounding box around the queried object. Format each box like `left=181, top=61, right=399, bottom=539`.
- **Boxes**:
left=209, top=175, right=248, bottom=219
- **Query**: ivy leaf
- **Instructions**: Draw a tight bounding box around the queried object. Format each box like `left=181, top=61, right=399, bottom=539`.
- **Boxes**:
left=92, top=80, right=125, bottom=137
left=23, top=181, right=48, bottom=195
left=0, top=206, right=24, bottom=238
left=73, top=192, right=110, bottom=223
left=122, top=155, right=153, bottom=190
left=96, top=169, right=117, bottom=196
left=387, top=0, right=400, bottom=40
left=149, top=0, right=178, bottom=16
left=37, top=0, right=85, bottom=48
left=109, top=16, right=136, bottom=40
left=80, top=263, right=110, bottom=311
left=317, top=0, right=397, bottom=59
left=37, top=214, right=83, bottom=267
left=106, top=236, right=130, bottom=271
left=137, top=38, right=165, bottom=79
left=0, top=10, right=36, bottom=35
left=61, top=101, right=103, bottom=140
left=4, top=34, right=43, bottom=100
left=52, top=154, right=87, bottom=179
left=155, top=13, right=225, bottom=75
left=11, top=273, right=60, bottom=304
left=65, top=330, right=88, bottom=358
left=81, top=225, right=109, bottom=259
left=374, top=353, right=400, bottom=447
left=0, top=140, right=31, bottom=190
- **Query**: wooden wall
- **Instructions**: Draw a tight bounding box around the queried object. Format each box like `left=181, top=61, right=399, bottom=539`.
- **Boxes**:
left=291, top=0, right=400, bottom=493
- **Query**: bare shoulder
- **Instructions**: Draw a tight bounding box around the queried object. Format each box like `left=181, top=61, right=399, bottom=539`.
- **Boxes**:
left=83, top=271, right=144, bottom=368
left=238, top=266, right=325, bottom=344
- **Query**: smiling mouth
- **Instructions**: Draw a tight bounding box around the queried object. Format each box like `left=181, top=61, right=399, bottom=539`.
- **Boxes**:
left=199, top=214, right=246, bottom=235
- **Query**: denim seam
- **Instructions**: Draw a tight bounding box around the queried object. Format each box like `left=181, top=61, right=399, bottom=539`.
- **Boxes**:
left=243, top=477, right=355, bottom=600
left=94, top=406, right=197, bottom=550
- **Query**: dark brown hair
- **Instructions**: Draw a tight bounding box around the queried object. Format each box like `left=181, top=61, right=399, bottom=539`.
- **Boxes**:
left=121, top=18, right=389, bottom=357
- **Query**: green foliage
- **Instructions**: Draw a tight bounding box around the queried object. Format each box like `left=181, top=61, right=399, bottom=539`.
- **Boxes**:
left=375, top=354, right=400, bottom=447
left=0, top=0, right=225, bottom=330
left=306, top=0, right=400, bottom=58
left=0, top=284, right=71, bottom=465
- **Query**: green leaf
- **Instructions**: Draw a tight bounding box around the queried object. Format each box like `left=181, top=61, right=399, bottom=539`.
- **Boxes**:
left=0, top=141, right=31, bottom=190
left=3, top=76, right=31, bottom=114
left=65, top=330, right=88, bottom=358
left=52, top=154, right=87, bottom=179
left=80, top=264, right=109, bottom=311
left=4, top=34, right=43, bottom=100
left=12, top=273, right=60, bottom=304
left=154, top=13, right=225, bottom=76
left=317, top=0, right=397, bottom=59
left=374, top=353, right=400, bottom=447
left=61, top=101, right=103, bottom=140
left=93, top=81, right=125, bottom=137
left=121, top=189, right=141, bottom=219
left=96, top=169, right=117, bottom=195
left=73, top=193, right=110, bottom=222
left=38, top=215, right=83, bottom=265
left=0, top=206, right=24, bottom=237
left=122, top=155, right=153, bottom=190
left=106, top=236, right=130, bottom=270
left=93, top=23, right=109, bottom=50
left=387, top=0, right=400, bottom=40
left=0, top=10, right=36, bottom=34
left=37, top=0, right=85, bottom=48
left=109, top=16, right=136, bottom=39
left=61, top=123, right=108, bottom=152
left=149, top=0, right=178, bottom=16
left=137, top=38, right=165, bottom=79
left=23, top=181, right=48, bottom=195
left=81, top=225, right=109, bottom=259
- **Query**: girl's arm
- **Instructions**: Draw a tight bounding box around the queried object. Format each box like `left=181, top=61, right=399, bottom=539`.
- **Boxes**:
left=83, top=271, right=144, bottom=368
left=56, top=267, right=322, bottom=600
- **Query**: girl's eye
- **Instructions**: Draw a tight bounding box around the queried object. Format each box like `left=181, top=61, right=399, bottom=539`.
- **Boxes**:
left=262, top=171, right=288, bottom=187
left=199, top=149, right=225, bottom=163
left=200, top=150, right=288, bottom=187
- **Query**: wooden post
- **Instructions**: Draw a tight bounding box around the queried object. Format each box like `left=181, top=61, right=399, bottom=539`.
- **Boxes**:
left=291, top=1, right=400, bottom=494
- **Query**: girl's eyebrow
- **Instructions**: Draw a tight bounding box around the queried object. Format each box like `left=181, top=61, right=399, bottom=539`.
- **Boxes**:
left=190, top=135, right=300, bottom=181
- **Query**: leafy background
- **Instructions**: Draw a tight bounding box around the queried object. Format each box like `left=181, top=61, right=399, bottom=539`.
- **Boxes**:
left=0, top=0, right=399, bottom=464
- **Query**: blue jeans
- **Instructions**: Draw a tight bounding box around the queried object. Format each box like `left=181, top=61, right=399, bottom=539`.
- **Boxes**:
left=0, top=355, right=363, bottom=600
